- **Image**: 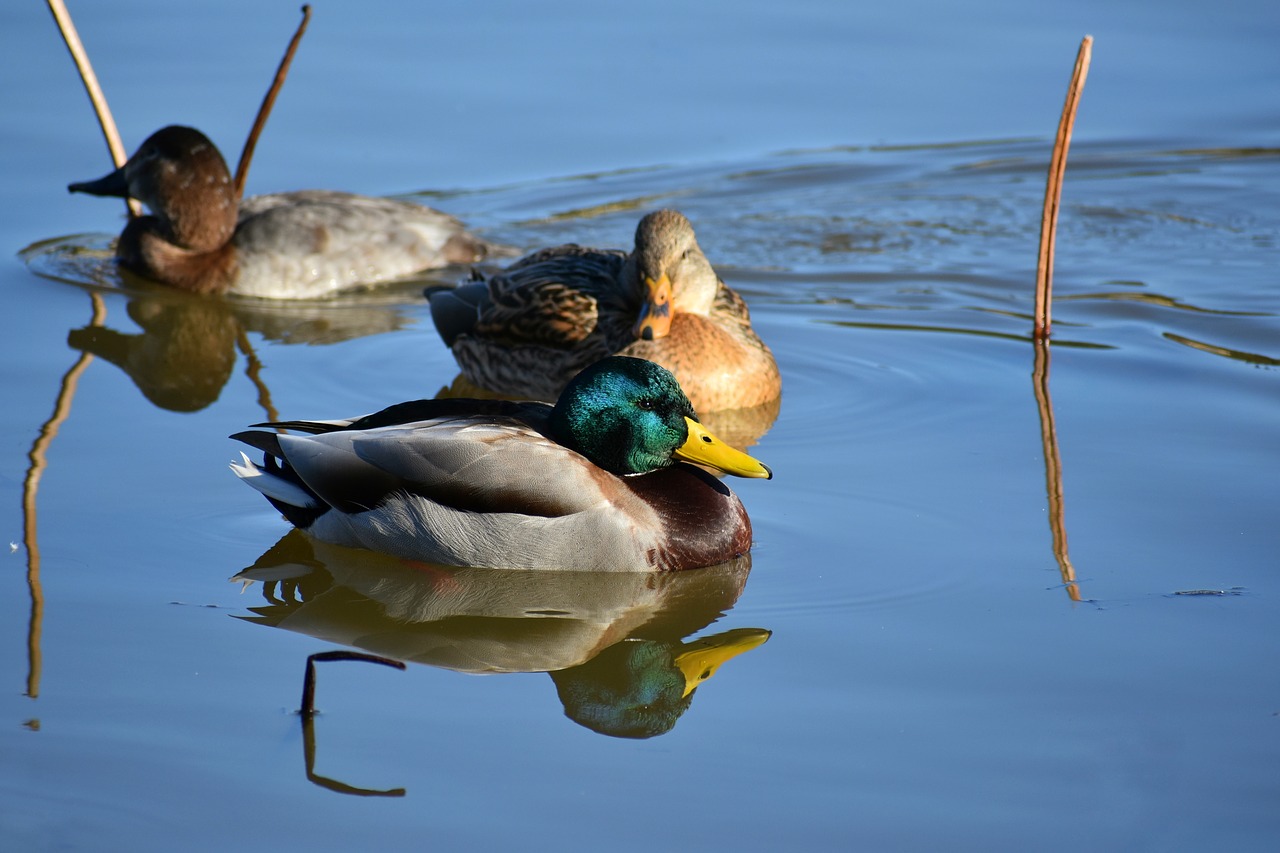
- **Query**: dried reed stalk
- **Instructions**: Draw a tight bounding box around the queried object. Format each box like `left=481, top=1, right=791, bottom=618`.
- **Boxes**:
left=234, top=5, right=313, bottom=200
left=47, top=0, right=141, bottom=217
left=1034, top=36, right=1093, bottom=339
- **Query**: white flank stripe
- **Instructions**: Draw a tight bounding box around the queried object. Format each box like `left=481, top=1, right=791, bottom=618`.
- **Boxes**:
left=229, top=453, right=320, bottom=508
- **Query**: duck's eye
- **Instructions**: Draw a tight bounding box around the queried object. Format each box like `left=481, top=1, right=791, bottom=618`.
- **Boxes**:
left=636, top=398, right=656, bottom=411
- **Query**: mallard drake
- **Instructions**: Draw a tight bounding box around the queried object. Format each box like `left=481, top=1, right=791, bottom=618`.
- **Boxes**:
left=428, top=209, right=781, bottom=412
left=69, top=125, right=490, bottom=298
left=231, top=356, right=772, bottom=571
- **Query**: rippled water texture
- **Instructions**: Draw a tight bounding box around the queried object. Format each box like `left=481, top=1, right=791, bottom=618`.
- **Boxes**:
left=3, top=1, right=1278, bottom=850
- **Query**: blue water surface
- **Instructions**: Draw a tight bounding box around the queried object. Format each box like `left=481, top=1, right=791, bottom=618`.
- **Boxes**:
left=1, top=1, right=1277, bottom=851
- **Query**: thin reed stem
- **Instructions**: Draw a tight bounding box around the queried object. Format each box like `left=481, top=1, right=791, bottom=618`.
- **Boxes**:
left=47, top=0, right=141, bottom=217
left=1034, top=36, right=1092, bottom=339
left=234, top=5, right=313, bottom=200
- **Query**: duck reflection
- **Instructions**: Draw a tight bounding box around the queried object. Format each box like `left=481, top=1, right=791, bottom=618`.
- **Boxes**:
left=67, top=292, right=238, bottom=411
left=234, top=530, right=770, bottom=739
left=61, top=282, right=420, bottom=413
left=551, top=627, right=770, bottom=739
left=25, top=232, right=431, bottom=413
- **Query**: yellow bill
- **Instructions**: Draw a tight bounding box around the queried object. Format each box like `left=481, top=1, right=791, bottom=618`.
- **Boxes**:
left=674, top=416, right=773, bottom=479
left=674, top=628, right=772, bottom=697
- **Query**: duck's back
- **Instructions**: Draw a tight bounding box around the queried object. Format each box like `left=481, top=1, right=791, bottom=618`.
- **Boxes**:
left=433, top=244, right=639, bottom=399
left=233, top=191, right=489, bottom=299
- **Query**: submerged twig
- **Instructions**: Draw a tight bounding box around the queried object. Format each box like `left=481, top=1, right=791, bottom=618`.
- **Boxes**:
left=234, top=4, right=313, bottom=200
left=22, top=292, right=108, bottom=698
left=46, top=0, right=141, bottom=218
left=1034, top=35, right=1093, bottom=339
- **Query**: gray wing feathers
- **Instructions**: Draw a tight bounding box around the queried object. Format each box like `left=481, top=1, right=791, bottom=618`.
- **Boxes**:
left=280, top=419, right=608, bottom=517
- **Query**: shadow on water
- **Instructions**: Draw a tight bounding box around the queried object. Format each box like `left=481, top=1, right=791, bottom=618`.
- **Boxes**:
left=234, top=531, right=770, bottom=774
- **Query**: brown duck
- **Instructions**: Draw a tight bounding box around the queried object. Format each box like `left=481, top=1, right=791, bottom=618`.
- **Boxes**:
left=70, top=125, right=490, bottom=299
left=428, top=209, right=780, bottom=412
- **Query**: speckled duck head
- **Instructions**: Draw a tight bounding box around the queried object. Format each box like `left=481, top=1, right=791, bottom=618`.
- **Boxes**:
left=628, top=210, right=720, bottom=340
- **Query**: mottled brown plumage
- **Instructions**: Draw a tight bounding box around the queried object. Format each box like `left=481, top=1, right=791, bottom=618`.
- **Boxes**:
left=429, top=210, right=780, bottom=411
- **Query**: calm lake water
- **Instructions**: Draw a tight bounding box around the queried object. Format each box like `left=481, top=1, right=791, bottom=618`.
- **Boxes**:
left=3, top=1, right=1278, bottom=850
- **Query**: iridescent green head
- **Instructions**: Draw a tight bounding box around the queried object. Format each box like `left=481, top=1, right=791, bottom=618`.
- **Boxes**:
left=550, top=356, right=772, bottom=479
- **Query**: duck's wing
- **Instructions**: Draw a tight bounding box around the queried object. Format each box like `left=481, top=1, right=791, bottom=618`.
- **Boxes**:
left=237, top=403, right=613, bottom=519
left=428, top=246, right=641, bottom=400
left=239, top=189, right=468, bottom=232
left=309, top=418, right=610, bottom=515
left=234, top=191, right=489, bottom=294
left=470, top=246, right=632, bottom=346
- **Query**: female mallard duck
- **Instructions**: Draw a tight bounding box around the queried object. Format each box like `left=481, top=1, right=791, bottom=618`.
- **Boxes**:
left=428, top=209, right=781, bottom=412
left=231, top=356, right=772, bottom=571
left=69, top=125, right=490, bottom=299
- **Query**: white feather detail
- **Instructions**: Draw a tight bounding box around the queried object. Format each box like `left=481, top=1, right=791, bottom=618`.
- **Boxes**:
left=230, top=452, right=319, bottom=508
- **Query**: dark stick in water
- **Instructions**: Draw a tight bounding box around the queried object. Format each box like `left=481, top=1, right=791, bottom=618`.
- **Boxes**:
left=300, top=649, right=405, bottom=718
